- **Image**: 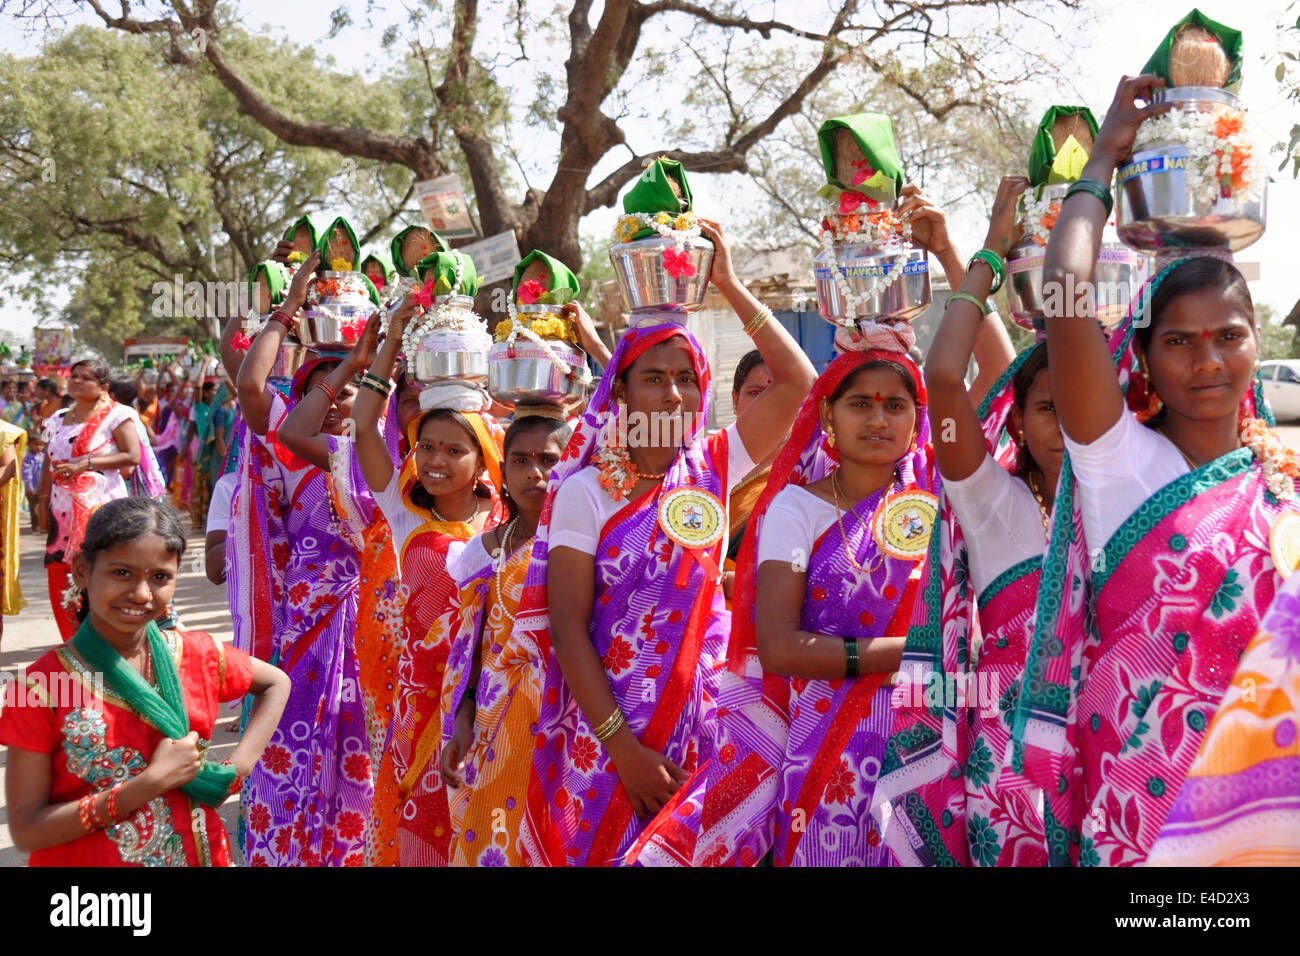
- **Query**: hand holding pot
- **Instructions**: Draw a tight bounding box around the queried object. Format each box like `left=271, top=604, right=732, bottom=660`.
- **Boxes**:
left=982, top=176, right=1030, bottom=259
left=1090, top=74, right=1174, bottom=172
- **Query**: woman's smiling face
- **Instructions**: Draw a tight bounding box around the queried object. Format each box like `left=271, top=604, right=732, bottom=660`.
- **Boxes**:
left=413, top=415, right=482, bottom=497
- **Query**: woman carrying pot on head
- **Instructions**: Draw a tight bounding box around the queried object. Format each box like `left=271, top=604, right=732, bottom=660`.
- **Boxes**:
left=1006, top=74, right=1300, bottom=866
left=39, top=359, right=141, bottom=640
left=875, top=175, right=1057, bottom=867
left=233, top=249, right=374, bottom=866
left=518, top=201, right=817, bottom=866
left=278, top=313, right=425, bottom=841
left=628, top=180, right=1015, bottom=868
left=437, top=411, right=571, bottom=866
left=351, top=250, right=506, bottom=867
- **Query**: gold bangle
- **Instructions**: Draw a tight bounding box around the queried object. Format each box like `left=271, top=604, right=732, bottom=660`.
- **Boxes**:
left=592, top=708, right=626, bottom=743
left=744, top=306, right=772, bottom=337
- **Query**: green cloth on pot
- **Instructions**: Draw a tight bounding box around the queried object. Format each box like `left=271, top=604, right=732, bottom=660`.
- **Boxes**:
left=315, top=216, right=361, bottom=271
left=817, top=113, right=905, bottom=197
left=69, top=618, right=237, bottom=807
left=512, top=250, right=579, bottom=305
left=415, top=250, right=480, bottom=296
left=1141, top=8, right=1243, bottom=91
left=620, top=158, right=694, bottom=240
left=282, top=213, right=325, bottom=248
left=248, top=260, right=287, bottom=310
left=359, top=251, right=395, bottom=287
left=391, top=225, right=450, bottom=277
left=1028, top=106, right=1099, bottom=186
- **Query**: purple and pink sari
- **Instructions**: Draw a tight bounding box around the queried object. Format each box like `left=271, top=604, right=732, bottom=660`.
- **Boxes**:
left=518, top=323, right=731, bottom=866
left=631, top=349, right=936, bottom=867
left=235, top=377, right=374, bottom=866
left=1004, top=259, right=1299, bottom=866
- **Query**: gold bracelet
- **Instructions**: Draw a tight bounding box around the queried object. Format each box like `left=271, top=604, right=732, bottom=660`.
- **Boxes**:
left=592, top=708, right=626, bottom=743
left=744, top=306, right=772, bottom=337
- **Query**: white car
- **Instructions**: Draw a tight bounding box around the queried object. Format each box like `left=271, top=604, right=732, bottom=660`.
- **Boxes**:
left=1259, top=360, right=1300, bottom=422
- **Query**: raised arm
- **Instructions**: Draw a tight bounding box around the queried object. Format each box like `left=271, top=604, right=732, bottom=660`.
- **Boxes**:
left=218, top=313, right=246, bottom=384
left=899, top=183, right=1015, bottom=405
left=1044, top=75, right=1171, bottom=444
left=925, top=176, right=1029, bottom=481
left=237, top=250, right=320, bottom=436
left=352, top=295, right=419, bottom=494
left=698, top=219, right=817, bottom=461
left=279, top=314, right=380, bottom=473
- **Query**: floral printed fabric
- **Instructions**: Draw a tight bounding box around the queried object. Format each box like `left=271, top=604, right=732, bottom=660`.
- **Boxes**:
left=876, top=346, right=1047, bottom=867
left=241, top=452, right=373, bottom=867
left=1147, top=567, right=1300, bottom=865
left=439, top=542, right=537, bottom=865
left=0, top=630, right=251, bottom=866
left=631, top=350, right=935, bottom=867
left=514, top=322, right=730, bottom=867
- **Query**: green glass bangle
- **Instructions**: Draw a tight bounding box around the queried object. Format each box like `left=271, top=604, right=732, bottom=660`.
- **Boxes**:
left=358, top=379, right=391, bottom=398
left=947, top=292, right=987, bottom=314
left=984, top=298, right=997, bottom=315
left=1065, top=177, right=1114, bottom=217
left=845, top=637, right=860, bottom=679
left=967, top=249, right=1006, bottom=294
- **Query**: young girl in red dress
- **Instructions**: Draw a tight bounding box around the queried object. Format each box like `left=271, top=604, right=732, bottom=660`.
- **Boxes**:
left=0, top=497, right=289, bottom=866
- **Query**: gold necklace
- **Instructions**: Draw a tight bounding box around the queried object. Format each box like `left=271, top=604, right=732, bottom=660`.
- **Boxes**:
left=1028, top=471, right=1051, bottom=537
left=432, top=495, right=479, bottom=524
left=830, top=468, right=893, bottom=574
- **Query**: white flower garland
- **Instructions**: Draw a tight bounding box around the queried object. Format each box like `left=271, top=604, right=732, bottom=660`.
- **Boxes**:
left=401, top=296, right=488, bottom=358
left=1020, top=192, right=1061, bottom=247
left=818, top=207, right=914, bottom=322
left=1133, top=103, right=1261, bottom=206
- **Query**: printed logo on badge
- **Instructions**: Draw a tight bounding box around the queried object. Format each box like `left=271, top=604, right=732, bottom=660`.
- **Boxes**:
left=873, top=490, right=938, bottom=561
left=658, top=487, right=726, bottom=550
left=1269, top=511, right=1300, bottom=580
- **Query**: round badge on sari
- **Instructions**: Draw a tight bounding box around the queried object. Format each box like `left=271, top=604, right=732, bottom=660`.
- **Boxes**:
left=1269, top=511, right=1300, bottom=579
left=873, top=490, right=938, bottom=561
left=658, top=486, right=726, bottom=551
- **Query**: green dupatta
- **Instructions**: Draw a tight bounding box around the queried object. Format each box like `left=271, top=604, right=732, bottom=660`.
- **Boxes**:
left=70, top=618, right=236, bottom=807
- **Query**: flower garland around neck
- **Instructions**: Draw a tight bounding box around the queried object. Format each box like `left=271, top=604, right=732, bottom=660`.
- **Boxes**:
left=1133, top=101, right=1259, bottom=206
left=592, top=405, right=672, bottom=500
left=817, top=191, right=913, bottom=322
left=1240, top=410, right=1299, bottom=500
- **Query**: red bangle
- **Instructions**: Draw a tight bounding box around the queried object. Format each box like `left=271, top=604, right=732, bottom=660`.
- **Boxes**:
left=106, top=784, right=124, bottom=824
left=312, top=379, right=338, bottom=404
left=77, top=794, right=96, bottom=832
left=268, top=310, right=294, bottom=331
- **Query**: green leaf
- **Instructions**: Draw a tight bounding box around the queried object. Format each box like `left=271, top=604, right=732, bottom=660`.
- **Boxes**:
left=1279, top=62, right=1288, bottom=83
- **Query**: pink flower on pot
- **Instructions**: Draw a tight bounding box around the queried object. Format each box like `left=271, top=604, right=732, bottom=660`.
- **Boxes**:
left=413, top=278, right=436, bottom=309
left=662, top=248, right=696, bottom=279
left=341, top=319, right=366, bottom=343
left=517, top=278, right=545, bottom=304
left=839, top=190, right=865, bottom=214
left=850, top=158, right=874, bottom=187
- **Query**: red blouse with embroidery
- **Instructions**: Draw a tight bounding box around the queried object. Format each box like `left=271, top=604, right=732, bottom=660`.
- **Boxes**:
left=0, top=629, right=253, bottom=867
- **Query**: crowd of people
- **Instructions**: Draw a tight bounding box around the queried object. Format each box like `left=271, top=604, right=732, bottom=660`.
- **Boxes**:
left=0, top=74, right=1296, bottom=868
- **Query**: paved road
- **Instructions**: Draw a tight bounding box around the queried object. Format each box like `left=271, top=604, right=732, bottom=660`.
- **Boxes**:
left=3, top=425, right=1298, bottom=865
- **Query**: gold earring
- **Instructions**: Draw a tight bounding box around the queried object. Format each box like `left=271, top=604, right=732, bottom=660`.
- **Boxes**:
left=826, top=426, right=836, bottom=448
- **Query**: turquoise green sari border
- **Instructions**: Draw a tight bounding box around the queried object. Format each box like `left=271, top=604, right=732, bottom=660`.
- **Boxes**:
left=977, top=556, right=1041, bottom=610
